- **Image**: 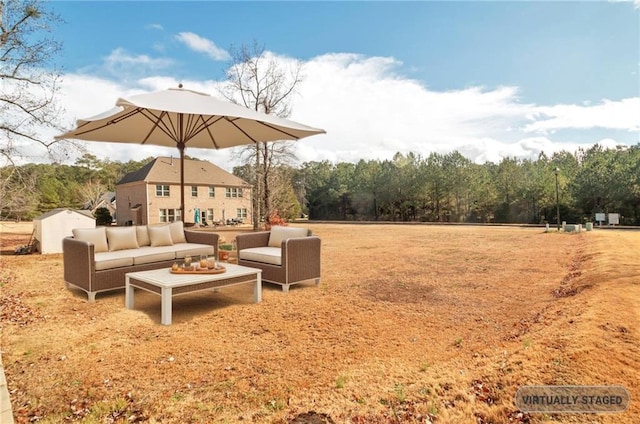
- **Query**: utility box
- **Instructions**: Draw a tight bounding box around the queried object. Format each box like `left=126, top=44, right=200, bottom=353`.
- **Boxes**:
left=33, top=209, right=95, bottom=254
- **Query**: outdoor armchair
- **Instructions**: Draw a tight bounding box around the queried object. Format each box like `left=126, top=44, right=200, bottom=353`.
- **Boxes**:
left=236, top=226, right=321, bottom=292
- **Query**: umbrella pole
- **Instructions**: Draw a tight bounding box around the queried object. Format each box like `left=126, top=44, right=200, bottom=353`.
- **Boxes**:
left=179, top=141, right=185, bottom=222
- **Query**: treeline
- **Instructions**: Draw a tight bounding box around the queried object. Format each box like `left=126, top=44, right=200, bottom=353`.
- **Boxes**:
left=295, top=144, right=640, bottom=225
left=0, top=155, right=154, bottom=220
left=2, top=144, right=639, bottom=225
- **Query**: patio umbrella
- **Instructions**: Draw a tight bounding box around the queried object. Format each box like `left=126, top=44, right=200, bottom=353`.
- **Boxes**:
left=55, top=87, right=325, bottom=220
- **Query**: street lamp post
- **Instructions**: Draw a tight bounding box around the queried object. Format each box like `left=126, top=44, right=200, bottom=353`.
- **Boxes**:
left=554, top=167, right=560, bottom=231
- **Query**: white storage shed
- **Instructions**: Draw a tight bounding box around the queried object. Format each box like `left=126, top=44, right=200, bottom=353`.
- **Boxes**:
left=33, top=209, right=95, bottom=254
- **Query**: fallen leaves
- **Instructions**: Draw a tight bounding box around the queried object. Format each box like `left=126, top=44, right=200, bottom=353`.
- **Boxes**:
left=0, top=292, right=45, bottom=327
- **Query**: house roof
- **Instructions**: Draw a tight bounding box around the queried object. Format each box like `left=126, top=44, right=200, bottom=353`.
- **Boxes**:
left=35, top=208, right=94, bottom=220
left=83, top=191, right=116, bottom=210
left=117, top=157, right=249, bottom=187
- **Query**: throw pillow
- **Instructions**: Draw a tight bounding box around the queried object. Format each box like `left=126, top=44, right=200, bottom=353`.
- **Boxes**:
left=72, top=227, right=109, bottom=253
left=135, top=226, right=151, bottom=247
left=106, top=227, right=139, bottom=251
left=168, top=221, right=187, bottom=244
left=148, top=225, right=174, bottom=247
left=268, top=226, right=309, bottom=247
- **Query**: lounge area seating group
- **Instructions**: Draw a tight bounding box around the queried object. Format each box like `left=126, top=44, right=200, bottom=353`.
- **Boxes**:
left=63, top=224, right=321, bottom=301
left=63, top=221, right=218, bottom=301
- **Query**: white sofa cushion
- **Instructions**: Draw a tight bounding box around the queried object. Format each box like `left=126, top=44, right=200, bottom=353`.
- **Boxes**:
left=168, top=221, right=187, bottom=243
left=131, top=246, right=177, bottom=265
left=148, top=225, right=173, bottom=247
left=106, top=227, right=139, bottom=251
left=135, top=226, right=151, bottom=247
left=239, top=247, right=282, bottom=266
left=268, top=226, right=309, bottom=247
left=94, top=250, right=135, bottom=271
left=73, top=227, right=108, bottom=253
left=173, top=243, right=215, bottom=259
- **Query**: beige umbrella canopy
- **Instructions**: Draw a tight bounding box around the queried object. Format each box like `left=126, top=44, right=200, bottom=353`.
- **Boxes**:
left=55, top=87, right=326, bottom=220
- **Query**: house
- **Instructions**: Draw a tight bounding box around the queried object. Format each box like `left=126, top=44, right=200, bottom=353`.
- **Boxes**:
left=84, top=191, right=116, bottom=221
left=33, top=208, right=95, bottom=254
left=115, top=157, right=252, bottom=226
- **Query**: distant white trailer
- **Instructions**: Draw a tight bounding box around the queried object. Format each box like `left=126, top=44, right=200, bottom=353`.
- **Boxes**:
left=33, top=209, right=95, bottom=254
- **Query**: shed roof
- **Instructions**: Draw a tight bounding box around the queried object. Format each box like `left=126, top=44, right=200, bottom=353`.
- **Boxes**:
left=35, top=208, right=94, bottom=220
left=117, top=157, right=248, bottom=187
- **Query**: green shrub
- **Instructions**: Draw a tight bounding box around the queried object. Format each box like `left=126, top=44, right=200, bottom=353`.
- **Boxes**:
left=94, top=207, right=113, bottom=226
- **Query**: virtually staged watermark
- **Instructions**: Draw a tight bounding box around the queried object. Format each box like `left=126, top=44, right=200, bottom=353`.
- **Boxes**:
left=515, top=385, right=629, bottom=413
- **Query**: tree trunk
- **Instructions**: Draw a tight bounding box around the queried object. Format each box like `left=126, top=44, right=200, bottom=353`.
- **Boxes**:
left=262, top=142, right=271, bottom=222
left=252, top=145, right=261, bottom=230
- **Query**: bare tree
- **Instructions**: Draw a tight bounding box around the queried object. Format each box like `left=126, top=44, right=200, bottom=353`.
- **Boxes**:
left=0, top=0, right=79, bottom=164
left=1, top=0, right=83, bottom=219
left=220, top=41, right=303, bottom=229
left=79, top=178, right=107, bottom=210
left=269, top=165, right=301, bottom=220
left=0, top=167, right=38, bottom=220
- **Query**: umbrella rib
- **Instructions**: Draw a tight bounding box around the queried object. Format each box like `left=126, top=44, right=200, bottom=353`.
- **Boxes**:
left=199, top=115, right=223, bottom=149
left=70, top=108, right=141, bottom=137
left=228, top=117, right=301, bottom=141
left=138, top=109, right=179, bottom=144
left=180, top=114, right=226, bottom=148
left=183, top=113, right=201, bottom=142
left=225, top=117, right=260, bottom=144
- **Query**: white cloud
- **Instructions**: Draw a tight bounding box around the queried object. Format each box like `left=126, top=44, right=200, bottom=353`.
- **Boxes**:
left=609, top=0, right=640, bottom=9
left=101, top=48, right=174, bottom=79
left=283, top=52, right=639, bottom=165
left=522, top=98, right=640, bottom=134
left=175, top=32, right=230, bottom=61
left=146, top=23, right=164, bottom=30
left=36, top=52, right=638, bottom=170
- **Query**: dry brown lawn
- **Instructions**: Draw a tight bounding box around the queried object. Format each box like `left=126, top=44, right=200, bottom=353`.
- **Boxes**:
left=1, top=222, right=638, bottom=424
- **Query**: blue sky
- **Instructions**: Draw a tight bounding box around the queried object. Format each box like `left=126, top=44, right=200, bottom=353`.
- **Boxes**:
left=31, top=1, right=640, bottom=169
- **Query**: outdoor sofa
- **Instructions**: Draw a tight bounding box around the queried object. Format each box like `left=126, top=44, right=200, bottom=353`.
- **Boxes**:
left=62, top=221, right=218, bottom=301
left=236, top=226, right=321, bottom=292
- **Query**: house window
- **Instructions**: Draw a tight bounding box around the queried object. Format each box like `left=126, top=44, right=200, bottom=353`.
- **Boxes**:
left=236, top=208, right=247, bottom=218
left=156, top=185, right=169, bottom=197
left=191, top=186, right=198, bottom=197
left=208, top=186, right=215, bottom=197
left=159, top=208, right=181, bottom=223
left=225, top=187, right=243, bottom=198
left=207, top=208, right=214, bottom=222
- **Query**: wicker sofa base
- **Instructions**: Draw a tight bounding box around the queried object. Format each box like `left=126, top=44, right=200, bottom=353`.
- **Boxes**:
left=63, top=229, right=219, bottom=302
left=65, top=259, right=179, bottom=301
left=237, top=258, right=320, bottom=292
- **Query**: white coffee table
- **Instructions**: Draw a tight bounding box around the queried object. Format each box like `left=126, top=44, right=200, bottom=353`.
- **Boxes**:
left=125, top=263, right=262, bottom=325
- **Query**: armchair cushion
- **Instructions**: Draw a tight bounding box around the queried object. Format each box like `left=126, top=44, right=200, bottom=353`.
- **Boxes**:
left=268, top=226, right=309, bottom=247
left=131, top=246, right=177, bottom=265
left=239, top=247, right=282, bottom=266
left=168, top=221, right=187, bottom=243
left=94, top=251, right=135, bottom=271
left=72, top=227, right=108, bottom=253
left=148, top=225, right=174, bottom=247
left=135, top=225, right=151, bottom=247
left=106, top=227, right=139, bottom=251
left=173, top=243, right=215, bottom=259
